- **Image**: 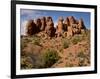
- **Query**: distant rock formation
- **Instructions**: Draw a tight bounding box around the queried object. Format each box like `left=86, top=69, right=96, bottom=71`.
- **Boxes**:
left=40, top=17, right=46, bottom=31
left=45, top=16, right=55, bottom=37
left=25, top=16, right=86, bottom=37
left=35, top=18, right=41, bottom=33
left=78, top=18, right=86, bottom=33
left=78, top=18, right=86, bottom=29
left=26, top=20, right=36, bottom=36
left=64, top=17, right=70, bottom=26
left=68, top=16, right=76, bottom=26
left=56, top=16, right=64, bottom=37
left=64, top=16, right=86, bottom=37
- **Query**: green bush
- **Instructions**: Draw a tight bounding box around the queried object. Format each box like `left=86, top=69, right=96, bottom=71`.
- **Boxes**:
left=21, top=56, right=33, bottom=69
left=78, top=58, right=85, bottom=66
left=77, top=51, right=86, bottom=58
left=33, top=40, right=40, bottom=45
left=65, top=63, right=74, bottom=67
left=72, top=36, right=81, bottom=44
left=42, top=49, right=59, bottom=68
left=31, top=36, right=41, bottom=46
left=21, top=49, right=59, bottom=69
left=21, top=38, right=30, bottom=49
left=77, top=51, right=87, bottom=66
left=62, top=39, right=70, bottom=49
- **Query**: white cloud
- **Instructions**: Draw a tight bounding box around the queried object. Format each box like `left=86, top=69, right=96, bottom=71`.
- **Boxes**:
left=21, top=9, right=44, bottom=15
left=21, top=9, right=47, bottom=20
left=21, top=20, right=28, bottom=35
left=54, top=21, right=58, bottom=28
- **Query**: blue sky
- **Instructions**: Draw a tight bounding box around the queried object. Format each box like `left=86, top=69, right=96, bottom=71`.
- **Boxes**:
left=20, top=9, right=90, bottom=35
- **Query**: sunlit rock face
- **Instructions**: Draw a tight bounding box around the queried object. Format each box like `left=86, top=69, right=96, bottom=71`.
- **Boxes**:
left=45, top=16, right=55, bottom=37
left=25, top=16, right=86, bottom=37
left=40, top=17, right=46, bottom=31
left=56, top=16, right=65, bottom=37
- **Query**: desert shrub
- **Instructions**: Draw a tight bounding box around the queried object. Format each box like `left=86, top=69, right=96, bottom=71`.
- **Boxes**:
left=31, top=36, right=41, bottom=46
left=78, top=58, right=85, bottom=66
left=65, top=63, right=74, bottom=67
left=21, top=56, right=34, bottom=69
left=72, top=35, right=81, bottom=44
left=77, top=51, right=87, bottom=66
left=77, top=51, right=86, bottom=58
left=21, top=38, right=30, bottom=49
left=41, top=49, right=59, bottom=68
left=85, top=30, right=90, bottom=41
left=33, top=39, right=40, bottom=45
left=62, top=39, right=70, bottom=49
left=21, top=38, right=30, bottom=56
left=80, top=30, right=90, bottom=41
left=21, top=53, right=45, bottom=69
left=24, top=49, right=60, bottom=68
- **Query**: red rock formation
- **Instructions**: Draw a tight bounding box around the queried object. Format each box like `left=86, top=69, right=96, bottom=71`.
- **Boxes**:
left=67, top=26, right=74, bottom=37
left=68, top=16, right=76, bottom=26
left=65, top=16, right=86, bottom=37
left=64, top=17, right=70, bottom=26
left=40, top=17, right=46, bottom=31
left=78, top=18, right=86, bottom=33
left=64, top=16, right=76, bottom=37
left=26, top=20, right=36, bottom=36
left=71, top=24, right=81, bottom=34
left=45, top=16, right=55, bottom=37
left=78, top=18, right=86, bottom=29
left=35, top=18, right=42, bottom=33
left=25, top=16, right=86, bottom=37
left=56, top=16, right=64, bottom=37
